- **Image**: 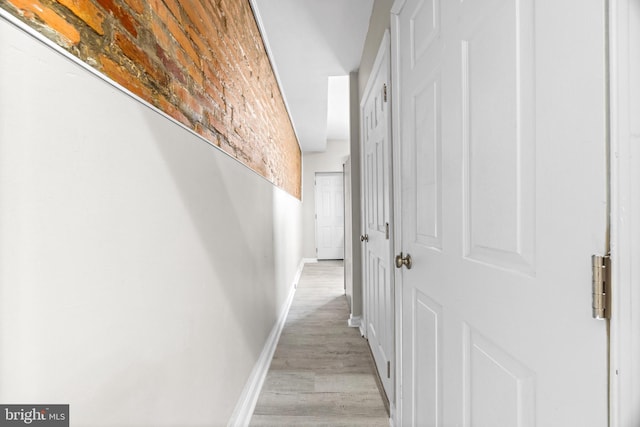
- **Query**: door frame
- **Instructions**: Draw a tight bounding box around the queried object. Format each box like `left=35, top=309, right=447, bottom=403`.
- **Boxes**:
left=389, top=4, right=404, bottom=425
left=609, top=0, right=640, bottom=425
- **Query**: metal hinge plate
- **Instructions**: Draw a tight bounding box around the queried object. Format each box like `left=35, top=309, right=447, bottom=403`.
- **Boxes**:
left=383, top=84, right=388, bottom=102
left=385, top=222, right=390, bottom=239
left=387, top=361, right=391, bottom=378
left=592, top=254, right=611, bottom=320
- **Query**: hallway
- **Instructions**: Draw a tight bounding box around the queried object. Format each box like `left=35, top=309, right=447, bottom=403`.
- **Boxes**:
left=250, top=261, right=389, bottom=426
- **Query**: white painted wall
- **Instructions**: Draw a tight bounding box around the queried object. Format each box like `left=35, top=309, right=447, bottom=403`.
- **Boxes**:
left=0, top=17, right=302, bottom=427
left=302, top=140, right=350, bottom=259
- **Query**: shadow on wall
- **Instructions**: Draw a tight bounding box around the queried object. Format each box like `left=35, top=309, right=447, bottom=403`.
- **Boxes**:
left=149, top=100, right=304, bottom=339
left=144, top=102, right=302, bottom=407
left=147, top=104, right=278, bottom=348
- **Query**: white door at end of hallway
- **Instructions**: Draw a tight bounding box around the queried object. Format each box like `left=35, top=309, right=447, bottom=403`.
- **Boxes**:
left=315, top=172, right=344, bottom=260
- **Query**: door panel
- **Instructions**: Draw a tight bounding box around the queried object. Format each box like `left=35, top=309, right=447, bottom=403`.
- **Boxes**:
left=362, top=33, right=395, bottom=401
left=414, top=76, right=442, bottom=249
left=461, top=0, right=536, bottom=273
left=464, top=324, right=535, bottom=427
left=393, top=0, right=608, bottom=425
left=413, top=289, right=442, bottom=425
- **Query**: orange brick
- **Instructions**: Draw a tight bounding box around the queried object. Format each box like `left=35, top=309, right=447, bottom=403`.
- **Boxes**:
left=204, top=108, right=225, bottom=134
left=114, top=32, right=168, bottom=86
left=57, top=0, right=105, bottom=34
left=9, top=0, right=81, bottom=46
left=149, top=16, right=171, bottom=52
left=203, top=80, right=224, bottom=111
left=99, top=54, right=152, bottom=100
left=162, top=0, right=182, bottom=23
left=156, top=95, right=192, bottom=128
left=163, top=11, right=199, bottom=66
left=170, top=81, right=203, bottom=119
left=194, top=122, right=217, bottom=143
left=94, top=0, right=138, bottom=37
left=185, top=57, right=204, bottom=87
left=185, top=23, right=211, bottom=60
left=122, top=0, right=145, bottom=15
left=180, top=0, right=213, bottom=39
left=148, top=0, right=168, bottom=22
left=5, top=0, right=302, bottom=198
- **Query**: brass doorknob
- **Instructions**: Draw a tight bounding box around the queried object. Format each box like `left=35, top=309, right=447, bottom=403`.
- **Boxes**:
left=360, top=234, right=369, bottom=242
left=395, top=252, right=412, bottom=269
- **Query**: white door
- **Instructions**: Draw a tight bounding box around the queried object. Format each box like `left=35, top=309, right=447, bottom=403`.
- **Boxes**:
left=361, top=32, right=394, bottom=402
left=392, top=0, right=608, bottom=426
left=315, top=172, right=344, bottom=260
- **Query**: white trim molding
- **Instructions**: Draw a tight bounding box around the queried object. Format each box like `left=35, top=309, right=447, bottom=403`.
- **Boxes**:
left=609, top=0, right=640, bottom=426
left=227, top=259, right=304, bottom=427
left=390, top=3, right=404, bottom=426
left=347, top=315, right=361, bottom=328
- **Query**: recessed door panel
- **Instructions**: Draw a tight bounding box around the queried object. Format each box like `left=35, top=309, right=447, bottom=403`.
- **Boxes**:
left=410, top=0, right=440, bottom=68
left=464, top=325, right=535, bottom=427
left=414, top=77, right=442, bottom=249
left=413, top=291, right=442, bottom=426
left=462, top=0, right=535, bottom=275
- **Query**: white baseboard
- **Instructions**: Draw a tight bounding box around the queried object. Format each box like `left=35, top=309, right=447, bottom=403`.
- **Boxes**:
left=389, top=402, right=396, bottom=427
left=227, top=259, right=304, bottom=427
left=292, top=258, right=305, bottom=288
left=347, top=315, right=361, bottom=328
left=302, top=257, right=318, bottom=263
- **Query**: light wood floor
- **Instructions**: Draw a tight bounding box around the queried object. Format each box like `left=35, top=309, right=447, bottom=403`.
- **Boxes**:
left=250, top=260, right=389, bottom=427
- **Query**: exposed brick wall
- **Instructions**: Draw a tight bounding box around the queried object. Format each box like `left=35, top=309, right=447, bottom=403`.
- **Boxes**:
left=2, top=0, right=302, bottom=198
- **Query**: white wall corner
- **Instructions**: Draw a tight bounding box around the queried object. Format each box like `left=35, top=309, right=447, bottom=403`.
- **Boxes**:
left=347, top=315, right=361, bottom=328
left=227, top=259, right=304, bottom=427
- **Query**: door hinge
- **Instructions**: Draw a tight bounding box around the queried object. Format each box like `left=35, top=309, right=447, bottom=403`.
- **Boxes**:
left=383, top=84, right=388, bottom=102
left=385, top=222, right=390, bottom=239
left=591, top=254, right=611, bottom=320
left=387, top=361, right=391, bottom=378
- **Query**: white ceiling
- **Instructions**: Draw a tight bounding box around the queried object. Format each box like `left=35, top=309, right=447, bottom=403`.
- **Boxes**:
left=251, top=0, right=374, bottom=152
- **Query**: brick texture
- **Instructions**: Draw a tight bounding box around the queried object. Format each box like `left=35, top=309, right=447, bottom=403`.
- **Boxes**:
left=2, top=0, right=302, bottom=198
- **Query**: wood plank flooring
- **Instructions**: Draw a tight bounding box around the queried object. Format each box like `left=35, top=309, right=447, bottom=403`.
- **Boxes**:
left=250, top=260, right=389, bottom=427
